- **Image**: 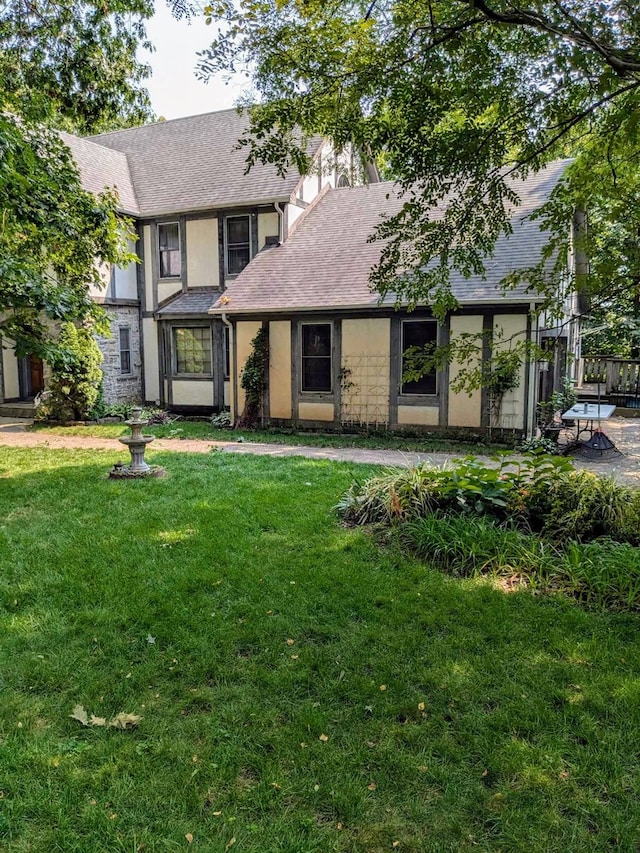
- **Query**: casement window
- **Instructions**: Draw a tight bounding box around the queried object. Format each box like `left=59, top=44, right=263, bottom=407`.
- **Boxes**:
left=119, top=327, right=132, bottom=375
left=158, top=222, right=181, bottom=278
left=173, top=327, right=212, bottom=376
left=226, top=215, right=251, bottom=276
left=401, top=320, right=438, bottom=395
left=301, top=323, right=332, bottom=392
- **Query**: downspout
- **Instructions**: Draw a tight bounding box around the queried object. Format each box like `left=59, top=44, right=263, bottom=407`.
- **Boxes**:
left=274, top=202, right=284, bottom=244
left=527, top=301, right=538, bottom=438
left=221, top=312, right=236, bottom=421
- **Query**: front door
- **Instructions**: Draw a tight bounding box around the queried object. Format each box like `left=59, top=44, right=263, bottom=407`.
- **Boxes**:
left=18, top=355, right=45, bottom=399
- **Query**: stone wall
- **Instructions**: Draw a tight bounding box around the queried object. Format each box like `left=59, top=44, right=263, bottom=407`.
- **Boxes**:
left=96, top=305, right=143, bottom=404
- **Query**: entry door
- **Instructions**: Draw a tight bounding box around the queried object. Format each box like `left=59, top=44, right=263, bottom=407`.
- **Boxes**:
left=18, top=355, right=44, bottom=399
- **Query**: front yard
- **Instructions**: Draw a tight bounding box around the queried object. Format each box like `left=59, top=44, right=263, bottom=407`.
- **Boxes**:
left=1, top=446, right=639, bottom=851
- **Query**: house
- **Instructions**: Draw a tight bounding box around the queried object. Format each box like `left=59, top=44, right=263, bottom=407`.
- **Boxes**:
left=0, top=109, right=365, bottom=411
left=0, top=108, right=577, bottom=436
left=211, top=162, right=579, bottom=437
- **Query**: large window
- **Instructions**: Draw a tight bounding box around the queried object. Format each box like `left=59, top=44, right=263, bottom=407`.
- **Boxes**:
left=226, top=215, right=251, bottom=276
left=301, top=324, right=332, bottom=392
left=173, top=327, right=212, bottom=375
left=401, top=320, right=438, bottom=395
left=119, top=327, right=131, bottom=375
left=158, top=222, right=181, bottom=278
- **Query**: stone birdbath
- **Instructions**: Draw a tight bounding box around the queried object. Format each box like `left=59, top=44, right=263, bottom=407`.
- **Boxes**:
left=109, top=406, right=165, bottom=478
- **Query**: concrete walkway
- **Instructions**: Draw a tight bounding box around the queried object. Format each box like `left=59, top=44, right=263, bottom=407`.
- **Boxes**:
left=1, top=416, right=640, bottom=484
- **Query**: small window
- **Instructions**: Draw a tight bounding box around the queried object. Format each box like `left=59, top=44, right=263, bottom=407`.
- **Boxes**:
left=401, top=320, right=438, bottom=395
left=173, top=327, right=212, bottom=375
left=337, top=173, right=350, bottom=188
left=226, top=215, right=251, bottom=276
left=301, top=324, right=332, bottom=392
left=158, top=222, right=181, bottom=278
left=119, top=327, right=131, bottom=375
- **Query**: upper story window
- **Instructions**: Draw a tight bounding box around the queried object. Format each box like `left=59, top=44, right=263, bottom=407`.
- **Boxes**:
left=301, top=323, right=332, bottom=393
left=158, top=222, right=181, bottom=278
left=119, top=327, right=131, bottom=375
left=401, top=320, right=438, bottom=395
left=173, top=327, right=212, bottom=376
left=226, top=215, right=251, bottom=277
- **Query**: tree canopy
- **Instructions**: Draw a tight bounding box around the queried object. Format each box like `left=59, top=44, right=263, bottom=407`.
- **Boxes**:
left=0, top=0, right=155, bottom=361
left=199, top=0, right=640, bottom=336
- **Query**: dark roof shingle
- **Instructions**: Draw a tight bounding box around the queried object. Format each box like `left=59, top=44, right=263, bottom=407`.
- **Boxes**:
left=156, top=290, right=217, bottom=316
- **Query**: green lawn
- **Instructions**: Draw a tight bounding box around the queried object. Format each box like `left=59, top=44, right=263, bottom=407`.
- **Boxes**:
left=30, top=420, right=508, bottom=455
left=1, top=446, right=639, bottom=852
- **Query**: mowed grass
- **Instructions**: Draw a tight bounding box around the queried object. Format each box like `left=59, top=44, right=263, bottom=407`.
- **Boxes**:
left=0, top=447, right=639, bottom=852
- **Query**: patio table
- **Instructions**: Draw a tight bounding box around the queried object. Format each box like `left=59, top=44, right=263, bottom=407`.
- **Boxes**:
left=561, top=403, right=616, bottom=441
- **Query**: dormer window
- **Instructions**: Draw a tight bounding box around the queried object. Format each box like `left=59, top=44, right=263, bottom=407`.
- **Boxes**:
left=226, top=215, right=251, bottom=277
left=158, top=222, right=181, bottom=278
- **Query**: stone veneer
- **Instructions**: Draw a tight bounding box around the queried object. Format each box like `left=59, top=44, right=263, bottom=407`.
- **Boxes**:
left=96, top=305, right=143, bottom=404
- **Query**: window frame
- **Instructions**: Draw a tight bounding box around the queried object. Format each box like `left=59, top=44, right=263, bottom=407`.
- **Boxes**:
left=158, top=221, right=181, bottom=279
left=118, top=326, right=132, bottom=375
left=400, top=319, right=439, bottom=397
left=300, top=322, right=333, bottom=395
left=225, top=214, right=252, bottom=279
left=172, top=325, right=213, bottom=378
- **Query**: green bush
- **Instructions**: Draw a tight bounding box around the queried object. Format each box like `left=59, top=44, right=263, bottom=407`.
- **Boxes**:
left=35, top=322, right=103, bottom=422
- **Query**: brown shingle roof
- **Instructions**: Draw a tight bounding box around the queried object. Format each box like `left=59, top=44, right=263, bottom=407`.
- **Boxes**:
left=89, top=109, right=321, bottom=217
left=211, top=161, right=571, bottom=314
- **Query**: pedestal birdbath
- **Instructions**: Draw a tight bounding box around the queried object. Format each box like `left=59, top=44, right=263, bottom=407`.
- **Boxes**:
left=109, top=407, right=165, bottom=479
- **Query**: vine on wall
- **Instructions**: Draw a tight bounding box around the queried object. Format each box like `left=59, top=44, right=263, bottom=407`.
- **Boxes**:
left=237, top=326, right=269, bottom=428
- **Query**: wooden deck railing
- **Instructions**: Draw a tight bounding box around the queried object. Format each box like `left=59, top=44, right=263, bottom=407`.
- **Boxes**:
left=582, top=357, right=640, bottom=394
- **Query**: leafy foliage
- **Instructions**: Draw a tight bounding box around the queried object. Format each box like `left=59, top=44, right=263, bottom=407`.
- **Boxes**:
left=197, top=0, right=640, bottom=332
left=237, top=326, right=269, bottom=428
left=34, top=322, right=104, bottom=421
left=0, top=0, right=155, bottom=360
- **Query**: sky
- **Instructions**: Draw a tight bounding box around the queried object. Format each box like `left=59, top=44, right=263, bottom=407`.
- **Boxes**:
left=143, top=3, right=251, bottom=120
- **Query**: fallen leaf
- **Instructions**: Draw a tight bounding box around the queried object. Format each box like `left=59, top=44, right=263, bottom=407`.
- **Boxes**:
left=319, top=734, right=329, bottom=742
left=89, top=799, right=97, bottom=806
left=418, top=702, right=425, bottom=711
left=70, top=705, right=89, bottom=726
left=393, top=843, right=400, bottom=849
left=224, top=838, right=236, bottom=852
left=109, top=712, right=142, bottom=730
left=271, top=782, right=281, bottom=790
left=212, top=810, right=222, bottom=816
left=286, top=638, right=295, bottom=646
left=379, top=684, right=387, bottom=691
left=417, top=765, right=428, bottom=773
left=300, top=742, right=308, bottom=748
left=313, top=784, right=320, bottom=792
left=89, top=715, right=107, bottom=727
left=291, top=654, right=299, bottom=660
left=146, top=635, right=156, bottom=644
left=185, top=833, right=194, bottom=844
left=336, top=822, right=343, bottom=830
left=367, top=782, right=377, bottom=791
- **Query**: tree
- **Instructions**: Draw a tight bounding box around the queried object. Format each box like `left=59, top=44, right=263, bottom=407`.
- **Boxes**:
left=0, top=0, right=155, bottom=361
left=198, top=0, right=640, bottom=335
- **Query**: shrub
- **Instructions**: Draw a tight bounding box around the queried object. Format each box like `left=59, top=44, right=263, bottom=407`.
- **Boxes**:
left=35, top=322, right=103, bottom=422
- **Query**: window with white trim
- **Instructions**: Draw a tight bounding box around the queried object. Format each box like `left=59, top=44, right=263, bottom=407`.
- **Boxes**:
left=401, top=320, right=438, bottom=395
left=301, top=323, right=332, bottom=392
left=226, top=215, right=251, bottom=276
left=173, top=327, right=212, bottom=375
left=119, top=327, right=131, bottom=375
left=158, top=222, right=181, bottom=278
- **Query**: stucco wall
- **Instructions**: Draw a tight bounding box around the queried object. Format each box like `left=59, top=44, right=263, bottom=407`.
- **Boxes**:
left=158, top=279, right=182, bottom=305
left=397, top=405, right=439, bottom=427
left=341, top=318, right=391, bottom=426
left=95, top=306, right=142, bottom=404
left=269, top=321, right=292, bottom=419
left=143, top=317, right=160, bottom=403
left=493, top=315, right=528, bottom=431
left=186, top=218, right=219, bottom=288
left=448, top=315, right=484, bottom=428
left=258, top=212, right=280, bottom=250
left=1, top=341, right=20, bottom=400
left=299, top=401, right=334, bottom=421
left=171, top=380, right=214, bottom=407
left=143, top=225, right=153, bottom=312
left=235, top=321, right=262, bottom=415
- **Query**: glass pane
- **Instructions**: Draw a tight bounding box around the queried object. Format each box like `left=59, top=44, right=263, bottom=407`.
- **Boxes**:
left=402, top=321, right=437, bottom=395
left=174, top=327, right=212, bottom=375
left=159, top=223, right=179, bottom=251
left=302, top=324, right=331, bottom=357
left=119, top=327, right=130, bottom=350
left=302, top=357, right=332, bottom=392
left=120, top=351, right=131, bottom=374
left=227, top=216, right=249, bottom=245
left=160, top=249, right=181, bottom=277
left=227, top=245, right=250, bottom=276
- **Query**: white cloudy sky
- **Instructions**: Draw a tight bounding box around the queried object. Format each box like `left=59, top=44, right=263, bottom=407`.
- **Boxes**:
left=143, top=3, right=251, bottom=119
